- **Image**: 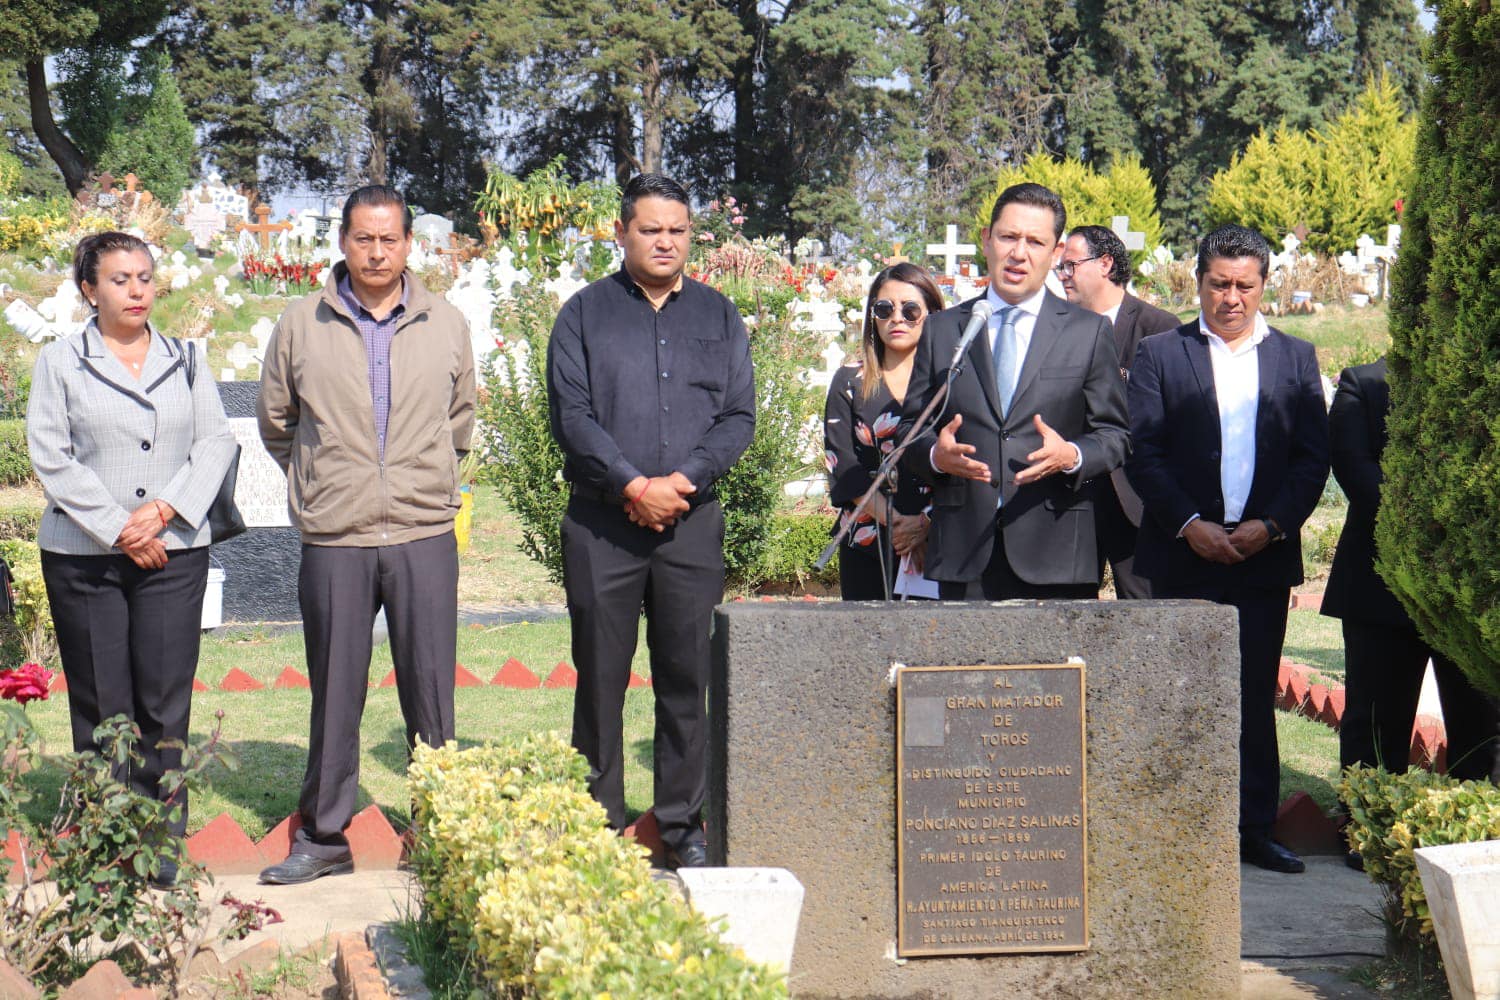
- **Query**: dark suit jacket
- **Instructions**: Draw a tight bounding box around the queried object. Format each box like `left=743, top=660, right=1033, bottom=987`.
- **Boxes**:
left=1126, top=320, right=1329, bottom=589
left=1107, top=293, right=1183, bottom=525
left=900, top=291, right=1129, bottom=585
left=1321, top=359, right=1411, bottom=626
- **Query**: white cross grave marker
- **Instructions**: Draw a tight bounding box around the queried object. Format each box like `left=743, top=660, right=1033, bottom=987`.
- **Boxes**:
left=926, top=224, right=976, bottom=276
left=1111, top=216, right=1146, bottom=252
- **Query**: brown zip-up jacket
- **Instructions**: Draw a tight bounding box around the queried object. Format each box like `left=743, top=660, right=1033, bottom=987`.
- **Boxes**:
left=257, top=263, right=477, bottom=547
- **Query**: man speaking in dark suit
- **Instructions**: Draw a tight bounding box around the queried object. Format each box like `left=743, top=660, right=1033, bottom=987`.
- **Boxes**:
left=1127, top=224, right=1329, bottom=873
left=1058, top=224, right=1181, bottom=599
left=900, top=183, right=1129, bottom=600
left=1323, top=360, right=1499, bottom=799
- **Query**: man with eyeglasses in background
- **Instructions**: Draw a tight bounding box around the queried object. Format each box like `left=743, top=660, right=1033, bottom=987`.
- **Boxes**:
left=1057, top=225, right=1182, bottom=599
left=899, top=184, right=1128, bottom=600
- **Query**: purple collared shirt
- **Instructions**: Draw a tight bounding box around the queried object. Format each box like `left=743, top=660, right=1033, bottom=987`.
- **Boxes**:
left=337, top=273, right=408, bottom=460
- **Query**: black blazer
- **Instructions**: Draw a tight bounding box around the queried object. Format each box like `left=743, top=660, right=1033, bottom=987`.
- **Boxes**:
left=899, top=291, right=1129, bottom=585
left=1126, top=320, right=1330, bottom=589
left=1108, top=293, right=1183, bottom=525
left=1321, top=359, right=1411, bottom=626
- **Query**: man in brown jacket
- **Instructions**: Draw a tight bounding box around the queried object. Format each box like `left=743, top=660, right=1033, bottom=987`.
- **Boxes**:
left=256, top=185, right=476, bottom=884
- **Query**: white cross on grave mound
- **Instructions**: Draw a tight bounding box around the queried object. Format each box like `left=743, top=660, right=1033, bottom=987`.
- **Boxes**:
left=491, top=246, right=531, bottom=299
left=926, top=224, right=976, bottom=276
left=791, top=298, right=846, bottom=339
left=1111, top=216, right=1146, bottom=253
left=225, top=341, right=257, bottom=372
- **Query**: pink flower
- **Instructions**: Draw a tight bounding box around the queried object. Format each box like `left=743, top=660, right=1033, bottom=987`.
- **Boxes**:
left=698, top=232, right=715, bottom=242
left=0, top=663, right=52, bottom=705
left=871, top=412, right=900, bottom=439
left=732, top=215, right=745, bottom=226
left=709, top=200, right=721, bottom=212
left=824, top=449, right=837, bottom=472
left=854, top=421, right=873, bottom=447
left=852, top=525, right=878, bottom=547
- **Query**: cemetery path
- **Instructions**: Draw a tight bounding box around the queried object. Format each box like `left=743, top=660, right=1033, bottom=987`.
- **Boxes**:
left=1241, top=856, right=1386, bottom=998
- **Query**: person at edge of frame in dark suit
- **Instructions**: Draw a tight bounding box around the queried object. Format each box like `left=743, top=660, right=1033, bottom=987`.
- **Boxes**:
left=1323, top=358, right=1500, bottom=870
left=1127, top=224, right=1330, bottom=875
left=1057, top=224, right=1182, bottom=600
left=897, top=183, right=1130, bottom=600
left=545, top=173, right=755, bottom=870
left=256, top=184, right=477, bottom=885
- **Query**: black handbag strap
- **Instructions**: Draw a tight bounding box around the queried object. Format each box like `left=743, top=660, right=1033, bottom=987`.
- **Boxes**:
left=176, top=337, right=197, bottom=389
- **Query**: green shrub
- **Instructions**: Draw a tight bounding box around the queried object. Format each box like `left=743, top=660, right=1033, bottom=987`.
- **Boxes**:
left=1377, top=3, right=1500, bottom=700
left=1341, top=765, right=1500, bottom=944
left=1207, top=75, right=1415, bottom=255
left=0, top=151, right=21, bottom=200
left=971, top=151, right=1164, bottom=268
left=756, top=504, right=839, bottom=589
left=0, top=420, right=32, bottom=486
left=476, top=279, right=819, bottom=590
left=408, top=734, right=786, bottom=998
left=0, top=540, right=52, bottom=664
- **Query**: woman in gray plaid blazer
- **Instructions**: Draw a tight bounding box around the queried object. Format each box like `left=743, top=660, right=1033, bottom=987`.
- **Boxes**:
left=26, top=232, right=235, bottom=885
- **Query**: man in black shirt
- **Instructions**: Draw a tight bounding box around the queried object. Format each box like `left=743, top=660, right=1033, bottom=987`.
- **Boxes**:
left=546, top=173, right=755, bottom=868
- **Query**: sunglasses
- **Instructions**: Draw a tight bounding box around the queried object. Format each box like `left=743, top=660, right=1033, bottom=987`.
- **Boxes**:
left=872, top=299, right=925, bottom=322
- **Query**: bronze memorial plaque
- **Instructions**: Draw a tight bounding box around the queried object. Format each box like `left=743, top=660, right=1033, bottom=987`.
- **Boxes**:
left=896, top=663, right=1087, bottom=957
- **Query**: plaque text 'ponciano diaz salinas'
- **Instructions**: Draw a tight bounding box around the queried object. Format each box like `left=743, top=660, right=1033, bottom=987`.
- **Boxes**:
left=896, top=663, right=1087, bottom=958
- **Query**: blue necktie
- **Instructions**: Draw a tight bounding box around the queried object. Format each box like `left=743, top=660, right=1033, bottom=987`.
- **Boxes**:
left=994, top=304, right=1019, bottom=416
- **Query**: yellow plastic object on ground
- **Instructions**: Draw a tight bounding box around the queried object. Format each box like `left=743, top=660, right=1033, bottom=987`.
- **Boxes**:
left=455, top=485, right=474, bottom=553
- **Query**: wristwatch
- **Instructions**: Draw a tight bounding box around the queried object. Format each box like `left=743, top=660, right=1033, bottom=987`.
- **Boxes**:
left=1260, top=518, right=1286, bottom=543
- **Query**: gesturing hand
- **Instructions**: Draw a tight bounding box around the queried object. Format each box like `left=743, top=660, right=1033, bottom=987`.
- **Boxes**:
left=1014, top=414, right=1079, bottom=486
left=933, top=415, right=991, bottom=482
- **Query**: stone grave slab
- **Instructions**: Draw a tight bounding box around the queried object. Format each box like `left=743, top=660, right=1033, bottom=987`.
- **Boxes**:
left=709, top=599, right=1241, bottom=999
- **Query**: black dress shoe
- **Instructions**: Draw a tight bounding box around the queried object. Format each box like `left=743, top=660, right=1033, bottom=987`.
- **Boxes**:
left=1240, top=836, right=1305, bottom=873
left=259, top=852, right=354, bottom=885
left=667, top=838, right=709, bottom=870
left=149, top=858, right=179, bottom=890
left=1345, top=850, right=1365, bottom=872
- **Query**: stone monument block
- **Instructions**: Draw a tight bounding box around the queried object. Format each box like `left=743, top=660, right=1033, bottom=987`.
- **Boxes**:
left=709, top=600, right=1241, bottom=999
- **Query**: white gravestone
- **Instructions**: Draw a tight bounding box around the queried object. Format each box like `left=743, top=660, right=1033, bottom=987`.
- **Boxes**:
left=925, top=224, right=976, bottom=277
left=1111, top=215, right=1147, bottom=252
left=412, top=214, right=454, bottom=247
left=491, top=245, right=531, bottom=299
left=184, top=199, right=227, bottom=251
left=227, top=419, right=292, bottom=527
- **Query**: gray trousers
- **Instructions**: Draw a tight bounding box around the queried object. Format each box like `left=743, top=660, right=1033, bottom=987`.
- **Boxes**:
left=293, top=530, right=458, bottom=858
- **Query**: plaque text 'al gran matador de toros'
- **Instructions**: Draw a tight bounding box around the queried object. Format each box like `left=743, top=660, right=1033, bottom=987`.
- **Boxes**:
left=896, top=663, right=1087, bottom=957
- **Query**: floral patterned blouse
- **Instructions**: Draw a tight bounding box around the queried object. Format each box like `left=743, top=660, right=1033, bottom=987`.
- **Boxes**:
left=822, top=362, right=931, bottom=550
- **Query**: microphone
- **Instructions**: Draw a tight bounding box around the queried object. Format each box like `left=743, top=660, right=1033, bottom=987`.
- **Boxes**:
left=947, top=299, right=994, bottom=372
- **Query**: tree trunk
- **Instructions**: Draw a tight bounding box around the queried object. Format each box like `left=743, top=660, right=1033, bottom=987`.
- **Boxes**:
left=640, top=55, right=663, bottom=174
left=24, top=61, right=90, bottom=195
left=611, top=77, right=639, bottom=184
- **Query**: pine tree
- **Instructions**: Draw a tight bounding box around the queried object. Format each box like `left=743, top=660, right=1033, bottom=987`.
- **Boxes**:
left=1377, top=0, right=1500, bottom=698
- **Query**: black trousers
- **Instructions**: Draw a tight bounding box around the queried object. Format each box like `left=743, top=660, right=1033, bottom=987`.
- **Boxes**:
left=1340, top=620, right=1500, bottom=781
left=938, top=523, right=1098, bottom=601
left=41, top=547, right=209, bottom=839
left=293, top=531, right=458, bottom=858
left=1095, top=488, right=1152, bottom=600
left=1157, top=580, right=1288, bottom=834
left=562, top=496, right=723, bottom=850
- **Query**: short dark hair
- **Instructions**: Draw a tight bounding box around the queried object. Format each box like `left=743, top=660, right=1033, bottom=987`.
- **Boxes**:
left=860, top=262, right=946, bottom=402
left=1068, top=225, right=1131, bottom=287
left=341, top=184, right=411, bottom=235
left=620, top=173, right=690, bottom=225
left=1196, top=224, right=1271, bottom=280
left=73, top=231, right=153, bottom=296
left=988, top=182, right=1066, bottom=239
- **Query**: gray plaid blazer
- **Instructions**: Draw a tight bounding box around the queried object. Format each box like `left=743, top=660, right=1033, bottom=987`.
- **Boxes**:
left=27, top=322, right=236, bottom=555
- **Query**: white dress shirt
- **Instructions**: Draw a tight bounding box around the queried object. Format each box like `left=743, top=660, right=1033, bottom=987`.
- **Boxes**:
left=1203, top=312, right=1269, bottom=523
left=1102, top=300, right=1122, bottom=326
left=986, top=284, right=1044, bottom=403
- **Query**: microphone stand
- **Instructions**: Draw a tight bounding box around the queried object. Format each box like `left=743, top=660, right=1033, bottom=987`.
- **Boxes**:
left=814, top=360, right=967, bottom=597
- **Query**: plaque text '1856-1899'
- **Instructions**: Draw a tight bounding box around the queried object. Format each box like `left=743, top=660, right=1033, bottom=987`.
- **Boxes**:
left=896, top=663, right=1087, bottom=957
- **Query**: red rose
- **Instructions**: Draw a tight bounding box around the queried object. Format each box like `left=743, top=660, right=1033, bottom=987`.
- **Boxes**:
left=0, top=662, right=52, bottom=705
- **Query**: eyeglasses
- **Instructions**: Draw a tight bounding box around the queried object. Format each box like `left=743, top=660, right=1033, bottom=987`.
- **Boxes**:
left=1054, top=256, right=1100, bottom=278
left=872, top=299, right=925, bottom=322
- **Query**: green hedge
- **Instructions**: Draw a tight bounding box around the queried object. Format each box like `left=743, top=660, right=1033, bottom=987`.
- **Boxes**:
left=0, top=420, right=33, bottom=486
left=758, top=505, right=839, bottom=589
left=1341, top=765, right=1500, bottom=945
left=408, top=734, right=786, bottom=998
left=1377, top=1, right=1500, bottom=700
left=0, top=539, right=53, bottom=664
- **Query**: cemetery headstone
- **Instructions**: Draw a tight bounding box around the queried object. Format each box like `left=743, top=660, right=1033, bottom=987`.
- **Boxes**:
left=1110, top=216, right=1146, bottom=253
left=709, top=600, right=1241, bottom=998
left=184, top=196, right=227, bottom=257
left=412, top=213, right=455, bottom=247
left=211, top=382, right=301, bottom=621
left=238, top=204, right=292, bottom=251
left=925, top=224, right=977, bottom=277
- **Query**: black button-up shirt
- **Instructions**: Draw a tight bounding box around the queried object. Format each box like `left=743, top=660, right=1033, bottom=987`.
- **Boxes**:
left=546, top=269, right=755, bottom=499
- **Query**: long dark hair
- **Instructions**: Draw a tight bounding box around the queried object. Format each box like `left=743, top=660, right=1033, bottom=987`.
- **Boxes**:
left=859, top=262, right=945, bottom=402
left=72, top=231, right=154, bottom=309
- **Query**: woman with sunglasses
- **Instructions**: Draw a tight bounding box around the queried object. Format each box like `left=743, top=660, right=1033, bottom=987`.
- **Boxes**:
left=823, top=262, right=946, bottom=600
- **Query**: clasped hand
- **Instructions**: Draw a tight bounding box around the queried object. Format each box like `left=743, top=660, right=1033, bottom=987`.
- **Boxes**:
left=625, top=472, right=695, bottom=532
left=1182, top=518, right=1270, bottom=565
left=115, top=501, right=173, bottom=570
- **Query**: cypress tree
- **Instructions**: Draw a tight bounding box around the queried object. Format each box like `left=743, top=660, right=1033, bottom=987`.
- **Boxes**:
left=1377, top=0, right=1500, bottom=698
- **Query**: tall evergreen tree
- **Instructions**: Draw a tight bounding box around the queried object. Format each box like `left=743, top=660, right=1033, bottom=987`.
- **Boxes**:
left=1377, top=0, right=1500, bottom=698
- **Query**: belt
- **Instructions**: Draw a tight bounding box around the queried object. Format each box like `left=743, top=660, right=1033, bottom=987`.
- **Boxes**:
left=569, top=482, right=716, bottom=508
